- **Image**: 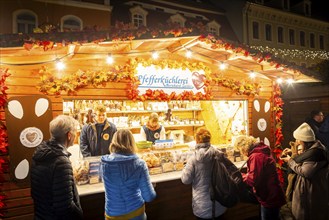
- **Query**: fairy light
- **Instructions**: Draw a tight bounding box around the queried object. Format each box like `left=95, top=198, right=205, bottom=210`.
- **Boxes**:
left=286, top=78, right=294, bottom=84
left=250, top=46, right=329, bottom=60
left=249, top=71, right=256, bottom=79
left=219, top=62, right=227, bottom=70
left=185, top=49, right=192, bottom=58
left=106, top=54, right=114, bottom=64
left=55, top=59, right=65, bottom=70
left=152, top=51, right=159, bottom=59
left=276, top=78, right=283, bottom=84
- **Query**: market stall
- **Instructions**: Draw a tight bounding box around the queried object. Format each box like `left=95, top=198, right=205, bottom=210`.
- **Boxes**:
left=0, top=31, right=319, bottom=219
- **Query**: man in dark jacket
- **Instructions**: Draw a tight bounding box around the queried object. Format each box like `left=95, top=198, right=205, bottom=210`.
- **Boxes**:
left=31, top=115, right=83, bottom=220
left=80, top=104, right=117, bottom=157
left=305, top=110, right=324, bottom=136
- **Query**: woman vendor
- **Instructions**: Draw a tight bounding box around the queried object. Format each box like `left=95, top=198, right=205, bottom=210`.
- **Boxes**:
left=140, top=112, right=166, bottom=144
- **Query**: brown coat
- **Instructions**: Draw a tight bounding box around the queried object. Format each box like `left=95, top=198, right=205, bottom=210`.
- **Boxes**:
left=288, top=142, right=329, bottom=220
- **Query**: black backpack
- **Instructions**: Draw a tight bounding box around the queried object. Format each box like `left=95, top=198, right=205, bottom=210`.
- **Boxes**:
left=209, top=150, right=242, bottom=208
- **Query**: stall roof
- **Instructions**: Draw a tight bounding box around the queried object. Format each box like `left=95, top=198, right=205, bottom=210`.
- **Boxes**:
left=0, top=35, right=319, bottom=83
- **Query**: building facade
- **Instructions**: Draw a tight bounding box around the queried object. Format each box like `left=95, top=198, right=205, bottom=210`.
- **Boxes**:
left=110, top=0, right=239, bottom=42
left=0, top=0, right=112, bottom=34
left=215, top=0, right=329, bottom=67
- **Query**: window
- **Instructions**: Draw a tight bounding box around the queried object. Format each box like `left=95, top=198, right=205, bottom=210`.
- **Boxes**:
left=61, top=15, right=82, bottom=31
left=252, top=22, right=259, bottom=39
left=169, top=14, right=186, bottom=27
left=207, top=20, right=220, bottom=36
left=133, top=14, right=143, bottom=27
left=277, top=27, right=284, bottom=43
left=289, top=29, right=295, bottom=45
left=300, top=31, right=305, bottom=47
left=265, top=24, right=272, bottom=41
left=310, top=33, right=315, bottom=48
left=129, top=6, right=148, bottom=28
left=13, top=10, right=37, bottom=34
left=155, top=8, right=164, bottom=12
left=319, top=35, right=324, bottom=50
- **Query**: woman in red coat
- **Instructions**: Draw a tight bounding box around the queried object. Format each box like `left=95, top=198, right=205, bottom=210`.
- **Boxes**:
left=234, top=135, right=286, bottom=220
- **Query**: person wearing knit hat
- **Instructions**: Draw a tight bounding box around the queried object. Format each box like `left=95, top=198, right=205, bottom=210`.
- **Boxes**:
left=281, top=122, right=329, bottom=220
left=292, top=122, right=315, bottom=142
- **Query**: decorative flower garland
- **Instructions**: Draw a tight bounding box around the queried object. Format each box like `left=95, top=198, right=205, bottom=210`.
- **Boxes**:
left=0, top=68, right=10, bottom=214
left=272, top=83, right=285, bottom=185
left=37, top=56, right=261, bottom=99
left=212, top=77, right=261, bottom=96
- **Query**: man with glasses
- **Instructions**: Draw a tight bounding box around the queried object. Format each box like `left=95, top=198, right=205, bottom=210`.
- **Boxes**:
left=305, top=110, right=324, bottom=136
left=80, top=104, right=117, bottom=157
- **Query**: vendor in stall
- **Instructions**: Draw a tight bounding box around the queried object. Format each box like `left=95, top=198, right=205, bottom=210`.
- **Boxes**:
left=80, top=104, right=117, bottom=157
left=140, top=112, right=166, bottom=144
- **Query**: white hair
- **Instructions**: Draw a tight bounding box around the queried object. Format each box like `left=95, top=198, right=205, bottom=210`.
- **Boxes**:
left=49, top=115, right=78, bottom=144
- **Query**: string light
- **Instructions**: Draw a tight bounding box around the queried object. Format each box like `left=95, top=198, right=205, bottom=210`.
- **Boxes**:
left=152, top=51, right=159, bottom=59
left=185, top=49, right=192, bottom=58
left=219, top=62, right=227, bottom=70
left=286, top=78, right=294, bottom=84
left=55, top=59, right=65, bottom=70
left=250, top=46, right=329, bottom=60
left=249, top=71, right=256, bottom=79
left=276, top=78, right=283, bottom=84
left=106, top=54, right=114, bottom=64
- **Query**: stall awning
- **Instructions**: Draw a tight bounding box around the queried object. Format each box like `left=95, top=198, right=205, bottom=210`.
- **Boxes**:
left=0, top=35, right=320, bottom=83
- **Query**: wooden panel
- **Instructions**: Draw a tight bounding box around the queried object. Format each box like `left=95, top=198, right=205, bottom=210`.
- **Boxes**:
left=79, top=179, right=259, bottom=220
left=1, top=206, right=34, bottom=219
left=3, top=188, right=31, bottom=200
left=2, top=197, right=33, bottom=209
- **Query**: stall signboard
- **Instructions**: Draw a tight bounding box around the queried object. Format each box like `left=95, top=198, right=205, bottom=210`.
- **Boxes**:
left=136, top=64, right=206, bottom=95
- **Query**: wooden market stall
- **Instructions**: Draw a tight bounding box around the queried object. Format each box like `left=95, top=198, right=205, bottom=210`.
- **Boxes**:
left=0, top=32, right=319, bottom=219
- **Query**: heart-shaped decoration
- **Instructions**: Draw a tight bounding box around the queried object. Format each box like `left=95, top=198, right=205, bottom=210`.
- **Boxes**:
left=26, top=132, right=37, bottom=143
left=192, top=72, right=206, bottom=90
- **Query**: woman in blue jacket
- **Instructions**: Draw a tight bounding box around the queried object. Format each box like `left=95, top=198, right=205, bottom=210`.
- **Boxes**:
left=101, top=129, right=156, bottom=220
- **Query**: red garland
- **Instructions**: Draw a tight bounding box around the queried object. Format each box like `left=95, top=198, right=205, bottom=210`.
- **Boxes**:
left=272, top=84, right=285, bottom=185
left=0, top=68, right=10, bottom=215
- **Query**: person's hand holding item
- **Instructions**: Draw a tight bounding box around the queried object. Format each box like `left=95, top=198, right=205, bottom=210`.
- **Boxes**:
left=280, top=148, right=292, bottom=162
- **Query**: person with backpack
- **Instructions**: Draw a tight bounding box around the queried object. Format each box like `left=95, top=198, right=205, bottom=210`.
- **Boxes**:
left=281, top=123, right=329, bottom=220
left=234, top=135, right=286, bottom=220
left=181, top=128, right=227, bottom=220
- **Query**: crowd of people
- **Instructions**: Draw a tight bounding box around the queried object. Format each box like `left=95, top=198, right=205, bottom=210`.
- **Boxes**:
left=30, top=107, right=329, bottom=220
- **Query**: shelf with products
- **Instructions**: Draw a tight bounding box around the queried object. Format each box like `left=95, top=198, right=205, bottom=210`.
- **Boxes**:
left=63, top=99, right=204, bottom=134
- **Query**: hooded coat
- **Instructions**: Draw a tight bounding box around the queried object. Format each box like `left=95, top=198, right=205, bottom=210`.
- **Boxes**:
left=31, top=140, right=83, bottom=220
left=288, top=141, right=329, bottom=220
left=244, top=142, right=286, bottom=208
left=101, top=153, right=156, bottom=218
left=181, top=143, right=227, bottom=219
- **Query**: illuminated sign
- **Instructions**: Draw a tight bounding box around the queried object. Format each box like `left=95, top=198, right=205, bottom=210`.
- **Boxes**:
left=136, top=64, right=206, bottom=95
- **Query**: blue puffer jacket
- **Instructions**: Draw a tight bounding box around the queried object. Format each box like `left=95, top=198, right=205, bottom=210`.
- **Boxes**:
left=101, top=153, right=156, bottom=217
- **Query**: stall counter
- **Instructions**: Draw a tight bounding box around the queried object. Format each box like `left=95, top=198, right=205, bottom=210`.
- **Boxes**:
left=76, top=160, right=247, bottom=196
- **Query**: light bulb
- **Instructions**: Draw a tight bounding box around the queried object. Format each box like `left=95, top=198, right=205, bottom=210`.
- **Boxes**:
left=56, top=59, right=65, bottom=70
left=152, top=51, right=159, bottom=59
left=106, top=54, right=113, bottom=64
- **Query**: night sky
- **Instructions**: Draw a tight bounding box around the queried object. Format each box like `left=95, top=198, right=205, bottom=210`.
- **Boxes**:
left=311, top=0, right=329, bottom=21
